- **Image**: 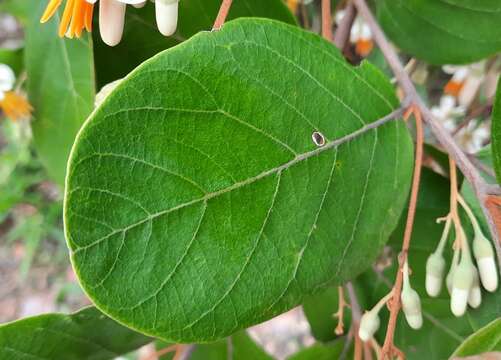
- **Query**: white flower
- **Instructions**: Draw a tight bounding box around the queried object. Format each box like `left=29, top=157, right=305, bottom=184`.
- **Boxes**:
left=430, top=95, right=465, bottom=132
left=335, top=11, right=373, bottom=57
left=0, top=64, right=16, bottom=100
left=41, top=0, right=179, bottom=46
left=455, top=120, right=490, bottom=154
left=0, top=64, right=32, bottom=121
left=442, top=62, right=486, bottom=108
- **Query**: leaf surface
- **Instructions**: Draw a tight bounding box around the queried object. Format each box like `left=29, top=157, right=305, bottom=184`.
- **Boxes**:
left=452, top=318, right=501, bottom=357
left=65, top=18, right=413, bottom=342
left=0, top=307, right=150, bottom=360
left=377, top=0, right=501, bottom=65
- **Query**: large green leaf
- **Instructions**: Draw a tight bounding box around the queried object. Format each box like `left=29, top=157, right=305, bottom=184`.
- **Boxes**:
left=377, top=0, right=501, bottom=65
left=93, top=0, right=296, bottom=87
left=452, top=318, right=501, bottom=357
left=64, top=18, right=413, bottom=343
left=25, top=0, right=95, bottom=185
left=0, top=307, right=150, bottom=360
left=491, top=79, right=501, bottom=183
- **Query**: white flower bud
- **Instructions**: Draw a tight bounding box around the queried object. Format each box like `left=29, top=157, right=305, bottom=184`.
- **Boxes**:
left=358, top=311, right=380, bottom=342
left=155, top=0, right=179, bottom=36
left=451, top=259, right=474, bottom=317
left=426, top=252, right=446, bottom=297
left=99, top=0, right=127, bottom=46
left=473, top=234, right=498, bottom=292
left=467, top=267, right=482, bottom=309
left=401, top=286, right=423, bottom=329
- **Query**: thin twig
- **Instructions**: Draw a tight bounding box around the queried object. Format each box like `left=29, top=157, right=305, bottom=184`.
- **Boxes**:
left=351, top=0, right=501, bottom=264
left=333, top=2, right=356, bottom=50
left=143, top=344, right=178, bottom=360
left=321, top=0, right=333, bottom=41
left=334, top=286, right=348, bottom=335
left=175, top=345, right=196, bottom=360
left=381, top=106, right=424, bottom=359
left=212, top=0, right=233, bottom=30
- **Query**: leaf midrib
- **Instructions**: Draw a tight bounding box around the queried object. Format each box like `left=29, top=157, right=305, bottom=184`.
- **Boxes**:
left=69, top=109, right=400, bottom=253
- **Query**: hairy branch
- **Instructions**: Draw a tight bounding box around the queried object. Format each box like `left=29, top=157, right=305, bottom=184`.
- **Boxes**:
left=351, top=0, right=501, bottom=264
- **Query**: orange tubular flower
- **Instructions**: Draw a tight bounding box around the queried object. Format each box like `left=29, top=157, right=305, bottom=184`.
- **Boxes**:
left=40, top=0, right=180, bottom=47
left=40, top=0, right=94, bottom=38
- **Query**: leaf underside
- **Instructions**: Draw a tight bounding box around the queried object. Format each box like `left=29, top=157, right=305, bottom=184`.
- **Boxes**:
left=377, top=0, right=501, bottom=65
left=0, top=307, right=150, bottom=360
left=64, top=18, right=413, bottom=342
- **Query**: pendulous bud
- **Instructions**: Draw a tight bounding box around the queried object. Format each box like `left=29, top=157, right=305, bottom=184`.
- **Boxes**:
left=358, top=311, right=380, bottom=342
left=426, top=252, right=446, bottom=297
left=401, top=286, right=423, bottom=329
left=467, top=267, right=482, bottom=309
left=451, top=258, right=474, bottom=317
left=473, top=234, right=498, bottom=292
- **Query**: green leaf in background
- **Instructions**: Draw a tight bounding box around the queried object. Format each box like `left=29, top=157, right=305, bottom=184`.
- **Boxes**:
left=377, top=0, right=501, bottom=65
left=491, top=79, right=501, bottom=183
left=452, top=318, right=501, bottom=358
left=0, top=307, right=150, bottom=360
left=302, top=286, right=351, bottom=343
left=0, top=0, right=30, bottom=24
left=287, top=340, right=345, bottom=360
left=157, top=331, right=272, bottom=360
left=93, top=0, right=296, bottom=88
left=0, top=48, right=24, bottom=76
left=65, top=18, right=413, bottom=342
left=24, top=0, right=95, bottom=186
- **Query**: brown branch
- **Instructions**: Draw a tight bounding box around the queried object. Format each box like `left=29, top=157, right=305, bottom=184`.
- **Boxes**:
left=380, top=106, right=424, bottom=359
left=212, top=0, right=233, bottom=30
left=467, top=153, right=496, bottom=179
left=351, top=0, right=501, bottom=265
left=321, top=0, right=333, bottom=41
left=333, top=2, right=356, bottom=50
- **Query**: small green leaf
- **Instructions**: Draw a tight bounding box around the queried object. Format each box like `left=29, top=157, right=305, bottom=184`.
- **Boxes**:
left=287, top=341, right=345, bottom=360
left=93, top=0, right=296, bottom=87
left=452, top=318, right=501, bottom=357
left=65, top=18, right=413, bottom=343
left=377, top=0, right=501, bottom=65
left=303, top=286, right=352, bottom=342
left=25, top=0, right=95, bottom=185
left=0, top=307, right=150, bottom=360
